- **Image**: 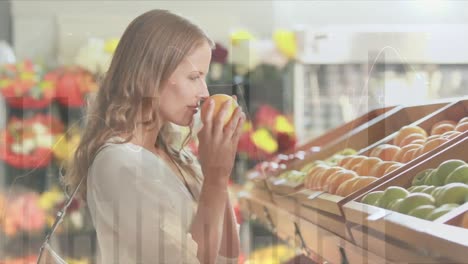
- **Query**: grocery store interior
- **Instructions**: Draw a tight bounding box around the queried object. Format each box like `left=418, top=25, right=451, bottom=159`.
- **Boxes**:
left=1, top=1, right=468, bottom=263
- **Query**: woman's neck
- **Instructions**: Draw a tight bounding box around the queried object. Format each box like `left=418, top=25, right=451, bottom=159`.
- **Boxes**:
left=124, top=122, right=162, bottom=151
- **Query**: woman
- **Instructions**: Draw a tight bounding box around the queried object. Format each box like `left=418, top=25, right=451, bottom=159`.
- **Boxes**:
left=65, top=9, right=245, bottom=264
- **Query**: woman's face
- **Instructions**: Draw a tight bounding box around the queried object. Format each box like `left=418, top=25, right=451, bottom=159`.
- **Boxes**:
left=158, top=41, right=212, bottom=127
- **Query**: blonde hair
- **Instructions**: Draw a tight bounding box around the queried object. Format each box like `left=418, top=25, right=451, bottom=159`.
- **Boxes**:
left=65, top=9, right=214, bottom=200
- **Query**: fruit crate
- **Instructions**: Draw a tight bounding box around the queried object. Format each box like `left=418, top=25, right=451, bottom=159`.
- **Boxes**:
left=287, top=105, right=397, bottom=155
left=245, top=106, right=397, bottom=187
left=339, top=99, right=468, bottom=206
left=265, top=102, right=449, bottom=198
left=342, top=135, right=468, bottom=263
left=272, top=102, right=448, bottom=178
left=292, top=100, right=467, bottom=217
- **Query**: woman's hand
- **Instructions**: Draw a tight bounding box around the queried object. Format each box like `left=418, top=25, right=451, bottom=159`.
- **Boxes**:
left=197, top=96, right=245, bottom=187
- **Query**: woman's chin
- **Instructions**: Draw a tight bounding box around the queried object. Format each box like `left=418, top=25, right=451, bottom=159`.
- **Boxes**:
left=171, top=117, right=192, bottom=127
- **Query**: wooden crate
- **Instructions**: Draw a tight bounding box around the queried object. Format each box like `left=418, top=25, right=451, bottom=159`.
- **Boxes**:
left=293, top=106, right=397, bottom=153
left=244, top=106, right=397, bottom=181
left=343, top=136, right=468, bottom=263
left=303, top=101, right=468, bottom=217
left=275, top=102, right=448, bottom=176
left=265, top=103, right=448, bottom=200
left=349, top=225, right=444, bottom=263
left=298, top=218, right=391, bottom=264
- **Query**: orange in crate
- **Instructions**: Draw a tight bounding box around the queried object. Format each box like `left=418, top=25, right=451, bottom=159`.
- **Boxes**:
left=394, top=126, right=428, bottom=147
left=455, top=122, right=468, bottom=132
left=369, top=161, right=399, bottom=177
left=304, top=164, right=329, bottom=189
left=431, top=123, right=455, bottom=135
left=458, top=116, right=468, bottom=124
left=335, top=177, right=360, bottom=196
left=393, top=143, right=422, bottom=162
left=375, top=144, right=401, bottom=161
left=400, top=133, right=427, bottom=147
left=327, top=170, right=358, bottom=194
left=350, top=176, right=378, bottom=195
left=338, top=155, right=354, bottom=167
left=343, top=156, right=367, bottom=170
left=353, top=157, right=382, bottom=176
left=383, top=162, right=404, bottom=175
left=421, top=137, right=449, bottom=154
left=315, top=167, right=344, bottom=190
left=442, top=130, right=462, bottom=140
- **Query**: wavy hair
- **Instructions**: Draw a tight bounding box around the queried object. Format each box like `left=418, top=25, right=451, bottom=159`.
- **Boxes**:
left=65, top=9, right=214, bottom=200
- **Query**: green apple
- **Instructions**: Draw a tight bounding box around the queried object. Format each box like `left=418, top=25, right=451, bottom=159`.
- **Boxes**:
left=340, top=148, right=357, bottom=156
left=389, top=198, right=404, bottom=212
left=426, top=204, right=458, bottom=221
left=422, top=186, right=436, bottom=195
left=431, top=186, right=444, bottom=198
left=436, top=183, right=468, bottom=206
left=361, top=191, right=384, bottom=206
left=408, top=205, right=436, bottom=219
left=433, top=160, right=466, bottom=186
left=379, top=187, right=410, bottom=209
left=412, top=169, right=434, bottom=186
left=423, top=170, right=437, bottom=185
left=445, top=165, right=468, bottom=185
left=410, top=185, right=429, bottom=193
left=398, top=193, right=435, bottom=214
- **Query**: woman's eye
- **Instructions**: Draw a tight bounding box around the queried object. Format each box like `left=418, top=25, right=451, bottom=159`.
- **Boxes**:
left=189, top=76, right=200, bottom=81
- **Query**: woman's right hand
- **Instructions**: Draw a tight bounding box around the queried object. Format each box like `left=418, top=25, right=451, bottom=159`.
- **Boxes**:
left=197, top=97, right=245, bottom=187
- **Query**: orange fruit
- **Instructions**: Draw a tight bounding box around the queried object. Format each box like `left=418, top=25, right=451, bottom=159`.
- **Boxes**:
left=343, top=156, right=368, bottom=170
left=401, top=148, right=418, bottom=163
left=369, top=145, right=384, bottom=158
left=305, top=164, right=329, bottom=189
left=455, top=122, right=468, bottom=132
left=383, top=163, right=403, bottom=176
left=350, top=176, right=378, bottom=194
left=426, top=134, right=441, bottom=142
left=370, top=161, right=399, bottom=177
left=441, top=130, right=462, bottom=141
left=399, top=133, right=427, bottom=147
left=314, top=166, right=343, bottom=190
left=354, top=157, right=382, bottom=176
left=338, top=156, right=354, bottom=167
left=432, top=120, right=457, bottom=128
left=335, top=177, right=361, bottom=196
left=431, top=123, right=455, bottom=136
left=201, top=94, right=238, bottom=125
left=393, top=143, right=423, bottom=162
left=458, top=116, right=468, bottom=124
left=412, top=146, right=424, bottom=159
left=376, top=144, right=401, bottom=161
left=421, top=137, right=449, bottom=155
left=328, top=171, right=359, bottom=194
left=323, top=169, right=347, bottom=191
left=393, top=126, right=427, bottom=146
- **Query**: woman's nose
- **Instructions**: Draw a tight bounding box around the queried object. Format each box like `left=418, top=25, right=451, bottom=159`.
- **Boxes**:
left=198, top=79, right=210, bottom=99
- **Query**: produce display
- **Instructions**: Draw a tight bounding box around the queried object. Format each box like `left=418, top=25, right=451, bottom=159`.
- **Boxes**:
left=275, top=148, right=357, bottom=184
left=361, top=159, right=468, bottom=221
left=297, top=117, right=467, bottom=197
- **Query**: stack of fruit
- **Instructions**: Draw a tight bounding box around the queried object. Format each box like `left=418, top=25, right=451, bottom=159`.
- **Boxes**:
left=300, top=117, right=467, bottom=197
left=369, top=118, right=467, bottom=164
left=361, top=159, right=468, bottom=221
left=276, top=148, right=356, bottom=184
